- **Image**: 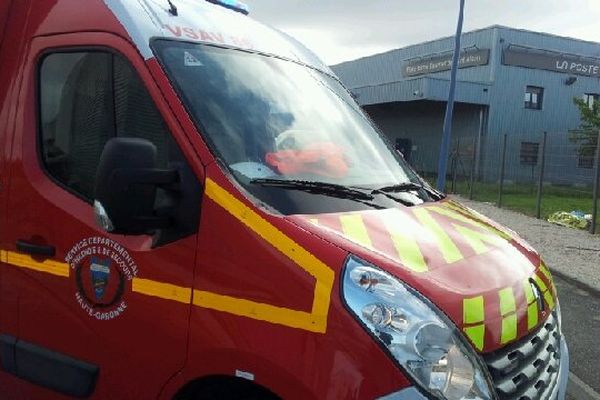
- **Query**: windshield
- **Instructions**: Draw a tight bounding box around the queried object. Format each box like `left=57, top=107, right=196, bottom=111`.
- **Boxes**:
left=153, top=40, right=428, bottom=213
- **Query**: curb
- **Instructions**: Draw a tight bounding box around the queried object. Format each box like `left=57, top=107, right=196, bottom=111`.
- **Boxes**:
left=568, top=372, right=600, bottom=400
left=551, top=269, right=600, bottom=299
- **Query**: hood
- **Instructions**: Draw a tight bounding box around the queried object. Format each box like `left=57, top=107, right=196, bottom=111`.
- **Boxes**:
left=288, top=199, right=556, bottom=353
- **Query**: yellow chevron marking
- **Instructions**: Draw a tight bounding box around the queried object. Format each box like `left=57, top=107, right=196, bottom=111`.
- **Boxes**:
left=203, top=178, right=335, bottom=333
left=413, top=208, right=463, bottom=264
left=381, top=211, right=427, bottom=273
left=340, top=214, right=373, bottom=248
left=453, top=224, right=507, bottom=254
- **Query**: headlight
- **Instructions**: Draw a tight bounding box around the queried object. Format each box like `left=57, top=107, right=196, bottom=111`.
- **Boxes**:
left=342, top=256, right=495, bottom=400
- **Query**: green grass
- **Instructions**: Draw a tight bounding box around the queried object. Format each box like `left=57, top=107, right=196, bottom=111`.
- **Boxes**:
left=446, top=179, right=600, bottom=231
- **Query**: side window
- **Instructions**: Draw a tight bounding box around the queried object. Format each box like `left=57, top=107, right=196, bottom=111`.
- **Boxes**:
left=524, top=86, right=543, bottom=110
left=40, top=51, right=179, bottom=201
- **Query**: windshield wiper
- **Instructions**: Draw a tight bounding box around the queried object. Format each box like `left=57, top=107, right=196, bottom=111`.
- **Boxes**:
left=372, top=182, right=424, bottom=194
left=250, top=178, right=375, bottom=201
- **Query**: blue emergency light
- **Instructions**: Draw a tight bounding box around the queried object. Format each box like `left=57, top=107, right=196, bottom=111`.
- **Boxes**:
left=206, top=0, right=249, bottom=15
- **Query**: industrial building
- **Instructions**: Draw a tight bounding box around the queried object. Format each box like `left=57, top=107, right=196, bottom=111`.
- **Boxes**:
left=331, top=25, right=600, bottom=185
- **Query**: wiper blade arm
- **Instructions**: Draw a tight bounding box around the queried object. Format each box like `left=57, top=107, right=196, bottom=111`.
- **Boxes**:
left=372, top=182, right=423, bottom=194
left=250, top=178, right=375, bottom=201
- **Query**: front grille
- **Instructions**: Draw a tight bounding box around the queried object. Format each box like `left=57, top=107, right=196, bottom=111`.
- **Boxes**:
left=483, top=312, right=561, bottom=400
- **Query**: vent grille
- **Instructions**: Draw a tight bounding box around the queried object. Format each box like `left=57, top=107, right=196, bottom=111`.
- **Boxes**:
left=483, top=312, right=560, bottom=400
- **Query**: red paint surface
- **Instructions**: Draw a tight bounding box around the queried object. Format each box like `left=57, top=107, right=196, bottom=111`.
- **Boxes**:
left=0, top=1, right=557, bottom=399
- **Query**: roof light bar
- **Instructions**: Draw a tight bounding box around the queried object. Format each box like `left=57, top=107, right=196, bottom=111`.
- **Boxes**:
left=206, top=0, right=249, bottom=15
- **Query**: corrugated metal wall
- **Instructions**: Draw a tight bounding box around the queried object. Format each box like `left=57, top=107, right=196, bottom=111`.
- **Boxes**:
left=332, top=26, right=600, bottom=185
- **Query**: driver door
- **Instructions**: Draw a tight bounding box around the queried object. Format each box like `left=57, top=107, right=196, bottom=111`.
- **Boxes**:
left=1, top=33, right=201, bottom=399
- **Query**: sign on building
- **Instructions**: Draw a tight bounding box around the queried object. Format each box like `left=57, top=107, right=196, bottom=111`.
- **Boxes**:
left=402, top=49, right=490, bottom=77
left=503, top=46, right=600, bottom=77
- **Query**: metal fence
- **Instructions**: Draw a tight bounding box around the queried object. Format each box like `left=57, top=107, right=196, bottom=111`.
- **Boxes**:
left=410, top=130, right=600, bottom=234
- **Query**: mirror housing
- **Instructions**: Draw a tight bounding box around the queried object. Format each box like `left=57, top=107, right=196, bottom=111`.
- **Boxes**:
left=94, top=138, right=179, bottom=235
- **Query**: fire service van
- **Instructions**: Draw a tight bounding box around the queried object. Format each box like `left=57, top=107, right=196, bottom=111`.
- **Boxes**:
left=0, top=0, right=568, bottom=399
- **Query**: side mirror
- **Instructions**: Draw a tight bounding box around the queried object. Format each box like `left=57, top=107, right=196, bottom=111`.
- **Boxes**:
left=94, top=138, right=179, bottom=235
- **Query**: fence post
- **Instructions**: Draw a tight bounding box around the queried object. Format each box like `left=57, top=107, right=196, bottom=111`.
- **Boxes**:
left=497, top=134, right=507, bottom=208
left=591, top=129, right=600, bottom=234
left=536, top=132, right=547, bottom=220
left=451, top=138, right=460, bottom=193
left=469, top=136, right=477, bottom=200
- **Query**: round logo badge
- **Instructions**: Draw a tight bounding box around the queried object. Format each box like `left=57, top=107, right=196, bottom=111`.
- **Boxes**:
left=65, top=237, right=139, bottom=321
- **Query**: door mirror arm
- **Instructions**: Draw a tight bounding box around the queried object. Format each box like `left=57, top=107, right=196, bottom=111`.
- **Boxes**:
left=111, top=168, right=180, bottom=192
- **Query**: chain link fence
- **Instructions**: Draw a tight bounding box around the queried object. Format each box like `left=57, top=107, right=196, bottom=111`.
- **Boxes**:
left=409, top=130, right=600, bottom=234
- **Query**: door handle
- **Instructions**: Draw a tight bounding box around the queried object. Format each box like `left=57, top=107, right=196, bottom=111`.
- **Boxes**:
left=16, top=240, right=56, bottom=257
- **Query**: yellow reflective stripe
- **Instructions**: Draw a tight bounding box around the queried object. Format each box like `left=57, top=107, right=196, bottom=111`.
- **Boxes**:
left=381, top=211, right=427, bottom=273
left=463, top=296, right=485, bottom=324
left=543, top=291, right=555, bottom=310
left=533, top=274, right=548, bottom=293
left=463, top=296, right=485, bottom=351
left=499, top=287, right=516, bottom=316
left=523, top=279, right=535, bottom=304
left=534, top=274, right=555, bottom=310
left=413, top=208, right=463, bottom=264
left=523, top=278, right=540, bottom=330
left=527, top=302, right=539, bottom=330
left=132, top=278, right=192, bottom=304
left=539, top=262, right=556, bottom=294
left=205, top=178, right=335, bottom=333
left=539, top=262, right=553, bottom=283
left=464, top=325, right=485, bottom=351
left=339, top=214, right=372, bottom=248
left=501, top=314, right=518, bottom=344
left=0, top=250, right=7, bottom=263
left=193, top=290, right=319, bottom=332
left=5, top=251, right=70, bottom=278
left=499, top=287, right=517, bottom=344
left=452, top=224, right=506, bottom=255
left=430, top=205, right=511, bottom=240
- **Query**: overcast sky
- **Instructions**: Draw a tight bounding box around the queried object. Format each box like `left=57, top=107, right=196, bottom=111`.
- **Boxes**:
left=243, top=0, right=600, bottom=65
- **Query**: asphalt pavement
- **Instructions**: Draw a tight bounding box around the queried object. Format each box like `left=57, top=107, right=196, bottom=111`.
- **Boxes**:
left=555, top=274, right=600, bottom=398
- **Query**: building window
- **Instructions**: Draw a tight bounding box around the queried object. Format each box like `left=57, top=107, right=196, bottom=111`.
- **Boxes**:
left=524, top=86, right=543, bottom=110
left=583, top=93, right=599, bottom=109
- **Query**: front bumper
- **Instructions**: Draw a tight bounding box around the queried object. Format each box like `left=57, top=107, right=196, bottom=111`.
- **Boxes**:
left=377, top=335, right=569, bottom=400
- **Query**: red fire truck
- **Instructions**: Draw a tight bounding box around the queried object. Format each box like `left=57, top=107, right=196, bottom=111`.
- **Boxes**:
left=0, top=0, right=568, bottom=399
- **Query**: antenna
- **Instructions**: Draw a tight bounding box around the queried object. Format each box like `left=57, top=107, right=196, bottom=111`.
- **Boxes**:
left=167, top=0, right=178, bottom=16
